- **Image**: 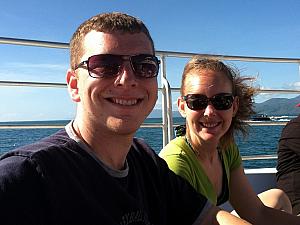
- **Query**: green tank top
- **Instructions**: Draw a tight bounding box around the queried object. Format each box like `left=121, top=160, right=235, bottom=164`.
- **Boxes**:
left=159, top=136, right=242, bottom=205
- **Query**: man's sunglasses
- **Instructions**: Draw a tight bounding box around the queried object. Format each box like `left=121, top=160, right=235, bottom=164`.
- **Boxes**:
left=182, top=93, right=234, bottom=110
left=74, top=54, right=160, bottom=79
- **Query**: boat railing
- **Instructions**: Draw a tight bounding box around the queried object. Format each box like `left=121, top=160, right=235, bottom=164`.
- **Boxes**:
left=1, top=37, right=300, bottom=163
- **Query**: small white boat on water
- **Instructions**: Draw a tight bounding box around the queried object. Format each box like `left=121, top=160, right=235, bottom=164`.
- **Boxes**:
left=270, top=115, right=297, bottom=122
left=250, top=113, right=272, bottom=121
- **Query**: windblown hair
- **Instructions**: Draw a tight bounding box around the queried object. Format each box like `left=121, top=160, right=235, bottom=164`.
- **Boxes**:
left=180, top=56, right=257, bottom=149
left=70, top=12, right=155, bottom=70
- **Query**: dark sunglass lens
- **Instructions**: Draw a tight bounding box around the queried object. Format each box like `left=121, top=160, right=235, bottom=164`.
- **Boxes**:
left=212, top=95, right=233, bottom=110
left=132, top=55, right=159, bottom=78
left=135, top=63, right=158, bottom=78
left=186, top=95, right=208, bottom=110
left=88, top=55, right=121, bottom=77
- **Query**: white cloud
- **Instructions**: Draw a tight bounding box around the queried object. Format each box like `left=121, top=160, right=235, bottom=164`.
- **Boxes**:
left=4, top=62, right=67, bottom=70
left=0, top=62, right=68, bottom=82
left=283, top=81, right=300, bottom=89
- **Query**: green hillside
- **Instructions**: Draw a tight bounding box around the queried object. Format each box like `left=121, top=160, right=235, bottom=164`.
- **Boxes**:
left=254, top=95, right=300, bottom=116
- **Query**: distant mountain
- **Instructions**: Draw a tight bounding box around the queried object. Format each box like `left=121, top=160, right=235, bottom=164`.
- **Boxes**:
left=149, top=95, right=300, bottom=118
left=254, top=95, right=300, bottom=116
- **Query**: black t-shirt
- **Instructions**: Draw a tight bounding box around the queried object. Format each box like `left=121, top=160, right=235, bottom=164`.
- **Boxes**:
left=277, top=115, right=300, bottom=179
left=0, top=129, right=210, bottom=225
left=276, top=115, right=300, bottom=215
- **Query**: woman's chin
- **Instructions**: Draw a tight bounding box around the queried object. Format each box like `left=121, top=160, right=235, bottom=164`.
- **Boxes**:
left=200, top=132, right=221, bottom=142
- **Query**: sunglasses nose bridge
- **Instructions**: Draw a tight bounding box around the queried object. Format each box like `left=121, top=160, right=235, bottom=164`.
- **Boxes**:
left=207, top=98, right=217, bottom=108
left=119, top=56, right=136, bottom=74
left=115, top=59, right=139, bottom=87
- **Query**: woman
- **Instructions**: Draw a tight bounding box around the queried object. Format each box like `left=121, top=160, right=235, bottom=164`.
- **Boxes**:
left=159, top=56, right=295, bottom=224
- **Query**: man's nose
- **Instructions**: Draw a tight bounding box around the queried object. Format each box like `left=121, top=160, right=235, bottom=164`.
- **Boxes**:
left=114, top=62, right=138, bottom=87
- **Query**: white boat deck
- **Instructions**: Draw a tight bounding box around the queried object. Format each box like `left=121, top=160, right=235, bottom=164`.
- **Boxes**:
left=221, top=168, right=277, bottom=211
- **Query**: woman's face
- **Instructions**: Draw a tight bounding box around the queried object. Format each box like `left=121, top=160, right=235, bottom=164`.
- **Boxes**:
left=178, top=69, right=238, bottom=144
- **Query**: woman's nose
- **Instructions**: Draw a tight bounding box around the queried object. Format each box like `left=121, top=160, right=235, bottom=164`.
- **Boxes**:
left=203, top=103, right=216, bottom=117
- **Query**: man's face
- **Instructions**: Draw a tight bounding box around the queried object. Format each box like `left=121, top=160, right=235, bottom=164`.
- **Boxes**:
left=69, top=31, right=158, bottom=136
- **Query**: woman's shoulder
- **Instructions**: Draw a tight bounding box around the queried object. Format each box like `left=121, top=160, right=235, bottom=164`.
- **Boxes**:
left=222, top=142, right=242, bottom=170
left=159, top=136, right=188, bottom=157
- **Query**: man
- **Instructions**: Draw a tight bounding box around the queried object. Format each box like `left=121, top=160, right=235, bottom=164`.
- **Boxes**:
left=0, top=12, right=250, bottom=224
left=277, top=113, right=300, bottom=216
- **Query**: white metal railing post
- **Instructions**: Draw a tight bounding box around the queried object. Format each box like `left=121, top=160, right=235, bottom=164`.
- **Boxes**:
left=0, top=81, right=67, bottom=88
left=0, top=37, right=69, bottom=49
left=161, top=77, right=174, bottom=143
left=160, top=55, right=169, bottom=146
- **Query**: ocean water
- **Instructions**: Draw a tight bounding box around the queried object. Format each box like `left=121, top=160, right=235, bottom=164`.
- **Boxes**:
left=0, top=118, right=285, bottom=169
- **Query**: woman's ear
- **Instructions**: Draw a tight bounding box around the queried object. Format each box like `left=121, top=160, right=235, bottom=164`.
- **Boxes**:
left=177, top=96, right=187, bottom=118
left=66, top=69, right=80, bottom=102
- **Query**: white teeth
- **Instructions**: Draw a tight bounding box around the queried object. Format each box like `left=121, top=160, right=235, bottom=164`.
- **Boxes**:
left=113, top=98, right=138, bottom=106
left=202, top=123, right=218, bottom=128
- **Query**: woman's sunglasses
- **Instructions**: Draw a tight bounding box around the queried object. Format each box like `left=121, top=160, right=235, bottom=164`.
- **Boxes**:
left=182, top=93, right=234, bottom=110
left=74, top=54, right=160, bottom=79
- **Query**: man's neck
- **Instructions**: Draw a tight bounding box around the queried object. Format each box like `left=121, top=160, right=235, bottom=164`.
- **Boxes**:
left=72, top=119, right=134, bottom=170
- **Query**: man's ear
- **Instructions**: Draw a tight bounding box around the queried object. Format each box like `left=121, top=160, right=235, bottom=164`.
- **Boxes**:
left=66, top=69, right=80, bottom=102
left=177, top=97, right=187, bottom=118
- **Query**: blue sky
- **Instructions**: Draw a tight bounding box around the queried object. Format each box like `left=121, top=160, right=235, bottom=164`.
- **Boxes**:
left=1, top=0, right=300, bottom=121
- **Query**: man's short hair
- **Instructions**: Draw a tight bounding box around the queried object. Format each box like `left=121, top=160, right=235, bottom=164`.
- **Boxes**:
left=70, top=12, right=155, bottom=70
